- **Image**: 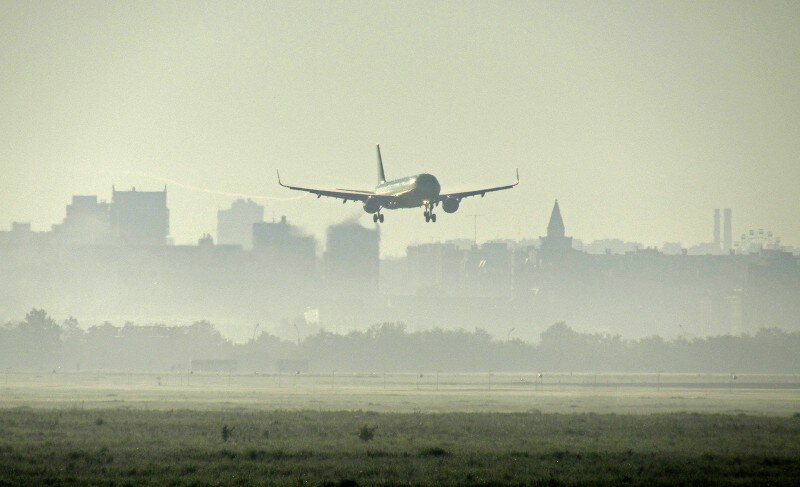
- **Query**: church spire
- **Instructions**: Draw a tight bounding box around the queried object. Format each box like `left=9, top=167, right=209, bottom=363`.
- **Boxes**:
left=547, top=199, right=565, bottom=238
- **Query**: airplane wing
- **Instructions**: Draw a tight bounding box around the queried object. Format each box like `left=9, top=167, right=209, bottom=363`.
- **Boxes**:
left=277, top=171, right=375, bottom=202
left=438, top=169, right=519, bottom=201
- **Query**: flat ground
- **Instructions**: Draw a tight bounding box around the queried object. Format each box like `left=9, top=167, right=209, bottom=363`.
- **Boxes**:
left=1, top=372, right=799, bottom=485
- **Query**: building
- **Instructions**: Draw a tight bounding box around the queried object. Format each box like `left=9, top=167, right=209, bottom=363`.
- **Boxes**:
left=582, top=239, right=642, bottom=255
left=0, top=222, right=50, bottom=247
left=217, top=199, right=264, bottom=249
left=406, top=242, right=464, bottom=294
left=253, top=216, right=316, bottom=278
left=538, top=200, right=576, bottom=263
left=723, top=208, right=733, bottom=252
left=661, top=242, right=684, bottom=255
left=109, top=187, right=169, bottom=246
left=324, top=222, right=379, bottom=296
left=51, top=195, right=112, bottom=245
left=463, top=241, right=514, bottom=296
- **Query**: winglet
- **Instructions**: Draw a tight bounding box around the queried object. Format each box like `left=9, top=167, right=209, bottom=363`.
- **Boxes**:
left=377, top=145, right=386, bottom=184
left=277, top=170, right=287, bottom=188
left=516, top=168, right=519, bottom=184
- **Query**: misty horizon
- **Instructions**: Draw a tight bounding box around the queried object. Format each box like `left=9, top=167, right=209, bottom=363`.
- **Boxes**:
left=1, top=186, right=795, bottom=259
left=2, top=187, right=797, bottom=343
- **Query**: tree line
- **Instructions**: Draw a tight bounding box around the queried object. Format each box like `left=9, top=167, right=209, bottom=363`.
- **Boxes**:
left=1, top=309, right=799, bottom=373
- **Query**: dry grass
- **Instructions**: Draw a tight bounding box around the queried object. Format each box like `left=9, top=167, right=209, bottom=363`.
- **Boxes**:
left=0, top=372, right=798, bottom=485
left=0, top=408, right=799, bottom=485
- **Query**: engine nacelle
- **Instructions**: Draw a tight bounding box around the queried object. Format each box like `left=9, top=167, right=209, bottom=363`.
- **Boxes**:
left=442, top=197, right=460, bottom=213
left=363, top=197, right=380, bottom=214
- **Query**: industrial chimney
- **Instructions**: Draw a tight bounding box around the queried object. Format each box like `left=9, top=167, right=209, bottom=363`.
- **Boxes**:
left=723, top=208, right=732, bottom=252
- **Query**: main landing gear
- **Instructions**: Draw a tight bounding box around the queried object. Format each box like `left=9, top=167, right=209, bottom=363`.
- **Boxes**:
left=372, top=212, right=385, bottom=223
left=424, top=203, right=437, bottom=223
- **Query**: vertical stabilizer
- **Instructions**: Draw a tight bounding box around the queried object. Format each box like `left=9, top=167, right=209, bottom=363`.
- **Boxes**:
left=376, top=145, right=386, bottom=183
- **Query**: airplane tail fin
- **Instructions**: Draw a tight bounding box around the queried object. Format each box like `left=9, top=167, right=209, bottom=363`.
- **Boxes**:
left=376, top=145, right=386, bottom=183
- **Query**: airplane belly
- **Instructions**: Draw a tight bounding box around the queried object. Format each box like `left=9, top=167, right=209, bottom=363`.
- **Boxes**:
left=394, top=187, right=439, bottom=208
left=379, top=174, right=441, bottom=209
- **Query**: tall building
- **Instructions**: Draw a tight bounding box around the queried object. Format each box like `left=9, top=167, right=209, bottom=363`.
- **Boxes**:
left=723, top=208, right=733, bottom=252
left=253, top=216, right=316, bottom=277
left=52, top=195, right=112, bottom=245
left=714, top=209, right=721, bottom=249
left=538, top=200, right=574, bottom=263
left=217, top=199, right=264, bottom=249
left=109, top=187, right=169, bottom=246
left=324, top=222, right=379, bottom=295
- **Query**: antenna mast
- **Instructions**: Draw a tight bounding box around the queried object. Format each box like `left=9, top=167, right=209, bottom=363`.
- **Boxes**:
left=466, top=214, right=483, bottom=246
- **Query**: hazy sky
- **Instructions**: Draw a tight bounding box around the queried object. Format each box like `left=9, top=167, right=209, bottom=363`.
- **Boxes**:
left=2, top=1, right=798, bottom=256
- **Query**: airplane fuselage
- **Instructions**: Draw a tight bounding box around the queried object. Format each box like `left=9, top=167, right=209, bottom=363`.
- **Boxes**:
left=374, top=173, right=441, bottom=209
left=277, top=144, right=518, bottom=224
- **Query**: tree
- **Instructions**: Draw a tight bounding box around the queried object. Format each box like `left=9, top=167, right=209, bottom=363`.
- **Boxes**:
left=4, top=309, right=63, bottom=369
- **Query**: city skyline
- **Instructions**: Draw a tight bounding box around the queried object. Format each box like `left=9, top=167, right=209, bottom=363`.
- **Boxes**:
left=2, top=2, right=799, bottom=257
left=0, top=185, right=793, bottom=257
left=3, top=187, right=797, bottom=343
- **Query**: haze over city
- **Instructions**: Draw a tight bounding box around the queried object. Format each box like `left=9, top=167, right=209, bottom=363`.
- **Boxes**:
left=2, top=1, right=799, bottom=257
left=3, top=3, right=800, bottom=485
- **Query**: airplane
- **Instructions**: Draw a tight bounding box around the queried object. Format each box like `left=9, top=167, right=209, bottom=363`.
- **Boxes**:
left=277, top=145, right=518, bottom=223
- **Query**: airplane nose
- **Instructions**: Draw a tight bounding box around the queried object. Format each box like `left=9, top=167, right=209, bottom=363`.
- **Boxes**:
left=418, top=174, right=440, bottom=194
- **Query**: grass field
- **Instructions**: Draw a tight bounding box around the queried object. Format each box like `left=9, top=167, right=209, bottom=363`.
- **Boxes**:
left=1, top=372, right=799, bottom=485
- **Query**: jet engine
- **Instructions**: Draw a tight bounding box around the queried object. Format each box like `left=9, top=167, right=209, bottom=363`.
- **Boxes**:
left=442, top=197, right=460, bottom=213
left=363, top=197, right=380, bottom=214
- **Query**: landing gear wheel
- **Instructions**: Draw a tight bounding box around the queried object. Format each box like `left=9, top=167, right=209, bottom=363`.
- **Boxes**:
left=373, top=213, right=378, bottom=223
left=424, top=206, right=436, bottom=223
left=379, top=214, right=384, bottom=223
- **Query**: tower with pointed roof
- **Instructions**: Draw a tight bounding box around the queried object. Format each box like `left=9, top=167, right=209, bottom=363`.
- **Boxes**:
left=547, top=200, right=566, bottom=238
left=539, top=200, right=574, bottom=262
